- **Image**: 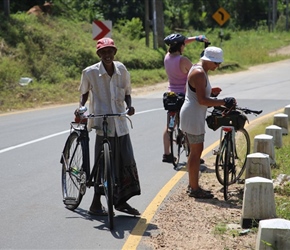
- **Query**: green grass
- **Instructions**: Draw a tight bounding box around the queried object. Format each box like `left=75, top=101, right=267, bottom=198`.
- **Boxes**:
left=0, top=13, right=290, bottom=112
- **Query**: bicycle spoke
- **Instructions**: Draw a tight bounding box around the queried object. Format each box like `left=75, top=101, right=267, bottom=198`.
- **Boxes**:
left=170, top=128, right=181, bottom=169
left=102, top=143, right=114, bottom=230
left=215, top=139, right=227, bottom=185
left=234, top=128, right=250, bottom=181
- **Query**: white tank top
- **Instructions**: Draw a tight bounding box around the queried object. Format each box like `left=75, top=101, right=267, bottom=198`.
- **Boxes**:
left=180, top=65, right=211, bottom=135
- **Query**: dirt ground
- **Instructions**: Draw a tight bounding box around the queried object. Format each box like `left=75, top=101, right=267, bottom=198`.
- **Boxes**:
left=134, top=47, right=290, bottom=250
left=139, top=161, right=257, bottom=250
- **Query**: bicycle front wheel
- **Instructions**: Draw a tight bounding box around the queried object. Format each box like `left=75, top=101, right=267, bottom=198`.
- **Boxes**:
left=61, top=132, right=88, bottom=210
left=170, top=127, right=182, bottom=168
left=101, top=142, right=114, bottom=230
left=234, top=128, right=250, bottom=181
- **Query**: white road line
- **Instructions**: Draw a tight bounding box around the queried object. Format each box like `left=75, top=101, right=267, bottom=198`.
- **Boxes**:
left=0, top=108, right=163, bottom=154
left=0, top=130, right=69, bottom=154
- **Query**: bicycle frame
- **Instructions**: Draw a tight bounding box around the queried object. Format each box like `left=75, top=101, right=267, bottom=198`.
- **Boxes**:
left=167, top=110, right=189, bottom=170
left=217, top=126, right=235, bottom=156
left=87, top=115, right=115, bottom=187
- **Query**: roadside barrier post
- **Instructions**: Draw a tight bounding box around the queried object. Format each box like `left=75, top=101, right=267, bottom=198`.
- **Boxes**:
left=253, top=134, right=275, bottom=166
left=245, top=152, right=271, bottom=180
left=273, top=113, right=288, bottom=135
left=241, top=176, right=276, bottom=229
left=265, top=125, right=283, bottom=148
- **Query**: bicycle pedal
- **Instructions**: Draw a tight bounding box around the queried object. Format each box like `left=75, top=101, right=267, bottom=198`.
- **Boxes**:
left=80, top=184, right=86, bottom=195
left=212, top=149, right=219, bottom=155
left=63, top=197, right=78, bottom=205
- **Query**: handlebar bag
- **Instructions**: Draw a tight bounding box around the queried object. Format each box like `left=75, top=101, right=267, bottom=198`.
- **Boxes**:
left=206, top=109, right=247, bottom=131
left=163, top=92, right=185, bottom=111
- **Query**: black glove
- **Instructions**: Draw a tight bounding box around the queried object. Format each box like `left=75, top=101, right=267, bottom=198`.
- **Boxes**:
left=223, top=97, right=236, bottom=109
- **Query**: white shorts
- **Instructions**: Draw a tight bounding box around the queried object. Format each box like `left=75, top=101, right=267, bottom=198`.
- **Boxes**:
left=186, top=133, right=204, bottom=144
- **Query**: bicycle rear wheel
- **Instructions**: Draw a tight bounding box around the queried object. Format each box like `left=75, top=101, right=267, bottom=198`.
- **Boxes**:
left=234, top=128, right=250, bottom=181
left=215, top=136, right=226, bottom=185
left=61, top=132, right=88, bottom=210
left=101, top=142, right=114, bottom=230
left=170, top=127, right=182, bottom=168
left=215, top=133, right=236, bottom=186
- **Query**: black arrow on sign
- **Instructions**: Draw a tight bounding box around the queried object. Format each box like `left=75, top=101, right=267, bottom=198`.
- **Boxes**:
left=218, top=11, right=224, bottom=21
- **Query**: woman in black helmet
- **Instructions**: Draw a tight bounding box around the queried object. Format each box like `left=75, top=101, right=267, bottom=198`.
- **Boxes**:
left=162, top=33, right=208, bottom=164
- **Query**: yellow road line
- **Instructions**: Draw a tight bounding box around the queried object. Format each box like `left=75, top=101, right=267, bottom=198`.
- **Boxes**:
left=122, top=143, right=218, bottom=250
left=122, top=108, right=282, bottom=250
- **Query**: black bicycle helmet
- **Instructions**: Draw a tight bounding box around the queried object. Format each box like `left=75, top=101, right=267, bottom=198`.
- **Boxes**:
left=164, top=33, right=186, bottom=46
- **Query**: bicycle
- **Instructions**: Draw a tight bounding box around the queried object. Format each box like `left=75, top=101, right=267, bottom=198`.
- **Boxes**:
left=206, top=105, right=262, bottom=200
left=163, top=92, right=189, bottom=170
left=60, top=107, right=132, bottom=230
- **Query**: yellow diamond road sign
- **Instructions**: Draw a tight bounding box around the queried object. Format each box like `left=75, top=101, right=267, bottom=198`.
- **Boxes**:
left=212, top=7, right=230, bottom=26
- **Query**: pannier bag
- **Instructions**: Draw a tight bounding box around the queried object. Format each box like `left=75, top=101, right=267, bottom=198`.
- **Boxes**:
left=206, top=108, right=247, bottom=131
left=163, top=92, right=185, bottom=111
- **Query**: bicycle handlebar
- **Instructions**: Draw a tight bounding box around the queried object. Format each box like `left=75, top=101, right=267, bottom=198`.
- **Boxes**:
left=86, top=110, right=129, bottom=119
left=204, top=41, right=211, bottom=48
left=236, top=106, right=263, bottom=115
left=78, top=110, right=133, bottom=129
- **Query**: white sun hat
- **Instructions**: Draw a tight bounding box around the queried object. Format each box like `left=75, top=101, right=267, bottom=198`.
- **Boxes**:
left=201, top=46, right=223, bottom=63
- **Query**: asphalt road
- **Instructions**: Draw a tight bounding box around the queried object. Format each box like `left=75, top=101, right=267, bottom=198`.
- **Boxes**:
left=0, top=59, right=290, bottom=249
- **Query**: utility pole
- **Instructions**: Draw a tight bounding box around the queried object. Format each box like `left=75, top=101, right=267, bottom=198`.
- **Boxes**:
left=286, top=0, right=289, bottom=31
left=152, top=0, right=158, bottom=49
left=268, top=0, right=272, bottom=31
left=156, top=0, right=164, bottom=48
left=268, top=0, right=277, bottom=32
left=272, top=0, right=277, bottom=30
left=4, top=0, right=10, bottom=17
left=144, top=0, right=150, bottom=47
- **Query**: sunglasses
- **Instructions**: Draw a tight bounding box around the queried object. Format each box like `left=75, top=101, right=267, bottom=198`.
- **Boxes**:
left=214, top=62, right=221, bottom=65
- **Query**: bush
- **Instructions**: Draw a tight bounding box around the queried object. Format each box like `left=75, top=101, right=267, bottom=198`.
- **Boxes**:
left=115, top=18, right=145, bottom=40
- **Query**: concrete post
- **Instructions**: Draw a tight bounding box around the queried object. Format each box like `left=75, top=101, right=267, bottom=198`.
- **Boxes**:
left=265, top=125, right=282, bottom=148
left=253, top=134, right=275, bottom=166
left=245, top=153, right=271, bottom=179
left=284, top=104, right=290, bottom=122
left=273, top=113, right=288, bottom=135
left=241, top=177, right=276, bottom=228
left=256, top=218, right=290, bottom=250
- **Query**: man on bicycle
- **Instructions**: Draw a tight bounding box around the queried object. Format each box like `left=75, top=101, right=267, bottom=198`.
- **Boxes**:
left=76, top=37, right=141, bottom=216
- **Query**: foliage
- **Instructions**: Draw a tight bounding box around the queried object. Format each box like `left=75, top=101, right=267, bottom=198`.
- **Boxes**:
left=0, top=11, right=290, bottom=111
left=114, top=17, right=145, bottom=40
left=6, top=0, right=289, bottom=31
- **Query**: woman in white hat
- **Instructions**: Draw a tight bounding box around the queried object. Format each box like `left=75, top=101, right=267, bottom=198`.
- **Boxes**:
left=180, top=46, right=236, bottom=199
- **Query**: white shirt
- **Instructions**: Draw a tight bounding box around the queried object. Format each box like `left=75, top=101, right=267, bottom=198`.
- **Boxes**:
left=79, top=61, right=131, bottom=136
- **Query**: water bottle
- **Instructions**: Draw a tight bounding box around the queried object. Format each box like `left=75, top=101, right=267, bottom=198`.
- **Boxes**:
left=169, top=116, right=174, bottom=128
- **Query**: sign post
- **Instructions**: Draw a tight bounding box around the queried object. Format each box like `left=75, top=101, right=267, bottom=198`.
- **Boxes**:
left=212, top=8, right=230, bottom=47
left=92, top=20, right=112, bottom=40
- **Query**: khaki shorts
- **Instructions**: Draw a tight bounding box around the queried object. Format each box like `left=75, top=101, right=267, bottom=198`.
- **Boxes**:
left=186, top=133, right=204, bottom=144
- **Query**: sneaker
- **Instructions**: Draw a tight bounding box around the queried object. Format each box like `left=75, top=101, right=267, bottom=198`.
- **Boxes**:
left=188, top=187, right=214, bottom=199
left=186, top=186, right=212, bottom=194
left=162, top=154, right=176, bottom=163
